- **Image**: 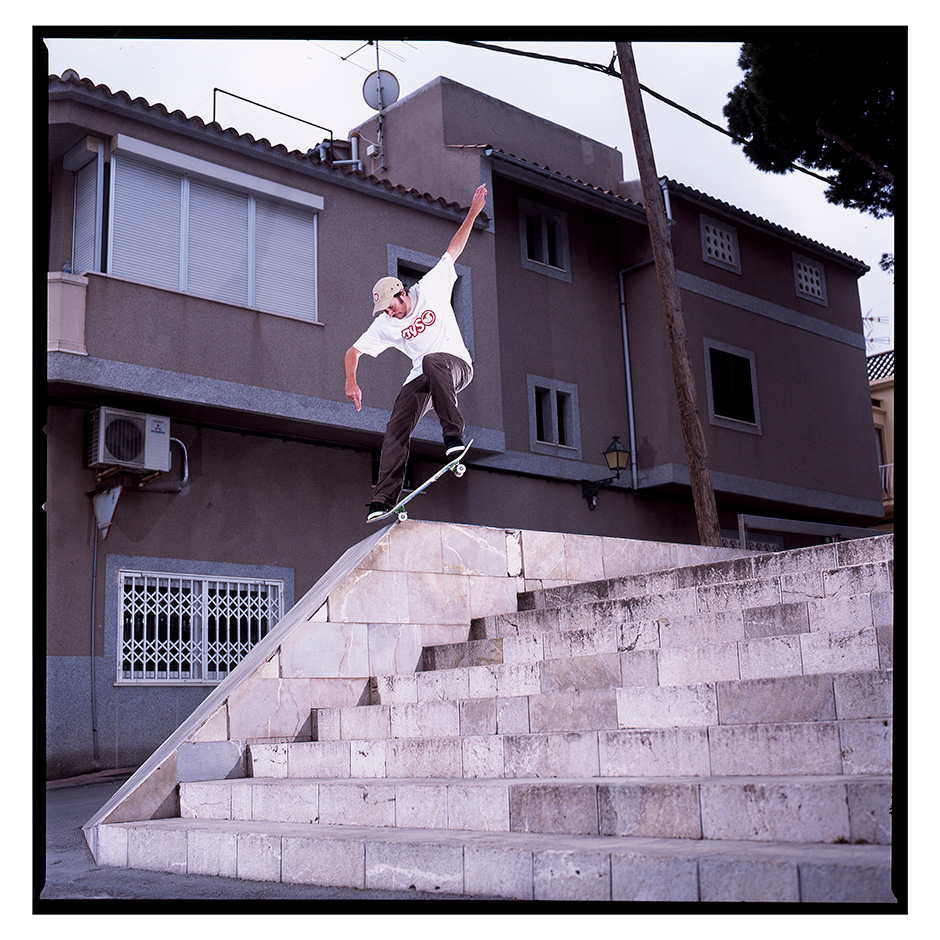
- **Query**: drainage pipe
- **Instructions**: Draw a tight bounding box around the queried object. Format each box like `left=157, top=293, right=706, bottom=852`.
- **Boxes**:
left=614, top=181, right=672, bottom=491
left=659, top=177, right=675, bottom=226
left=170, top=438, right=189, bottom=489
left=89, top=519, right=100, bottom=762
left=329, top=134, right=364, bottom=173
left=618, top=262, right=654, bottom=492
left=133, top=438, right=189, bottom=493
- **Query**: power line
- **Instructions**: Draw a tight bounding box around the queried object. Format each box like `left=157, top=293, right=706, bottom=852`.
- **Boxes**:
left=448, top=39, right=834, bottom=185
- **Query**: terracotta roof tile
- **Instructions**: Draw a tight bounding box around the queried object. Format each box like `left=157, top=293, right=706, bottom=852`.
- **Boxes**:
left=867, top=349, right=895, bottom=381
left=49, top=71, right=475, bottom=217
left=663, top=178, right=868, bottom=271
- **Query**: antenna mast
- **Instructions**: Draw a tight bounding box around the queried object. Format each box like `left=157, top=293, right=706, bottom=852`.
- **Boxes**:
left=375, top=42, right=386, bottom=170
left=361, top=42, right=400, bottom=171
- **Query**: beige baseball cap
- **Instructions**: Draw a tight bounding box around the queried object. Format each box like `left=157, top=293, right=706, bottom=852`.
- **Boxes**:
left=371, top=276, right=405, bottom=315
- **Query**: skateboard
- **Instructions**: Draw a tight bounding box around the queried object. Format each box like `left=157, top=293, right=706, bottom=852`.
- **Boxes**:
left=368, top=440, right=472, bottom=523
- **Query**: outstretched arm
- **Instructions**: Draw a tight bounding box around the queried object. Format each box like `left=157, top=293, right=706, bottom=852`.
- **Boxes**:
left=446, top=184, right=488, bottom=261
left=344, top=346, right=363, bottom=411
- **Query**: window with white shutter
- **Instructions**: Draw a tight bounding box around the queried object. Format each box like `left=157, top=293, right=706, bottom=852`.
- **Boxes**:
left=254, top=197, right=318, bottom=321
left=65, top=136, right=104, bottom=276
left=103, top=139, right=320, bottom=321
left=109, top=154, right=182, bottom=291
left=187, top=178, right=251, bottom=307
left=72, top=159, right=100, bottom=275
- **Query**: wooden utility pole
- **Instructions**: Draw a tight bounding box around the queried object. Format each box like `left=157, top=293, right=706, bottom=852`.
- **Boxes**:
left=615, top=42, right=722, bottom=547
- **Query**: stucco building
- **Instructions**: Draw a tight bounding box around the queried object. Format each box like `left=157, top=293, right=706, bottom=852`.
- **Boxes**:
left=868, top=349, right=895, bottom=531
left=45, top=70, right=883, bottom=777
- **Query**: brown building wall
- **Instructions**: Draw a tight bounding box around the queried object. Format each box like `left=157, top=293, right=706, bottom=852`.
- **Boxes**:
left=667, top=192, right=865, bottom=332
left=351, top=77, right=626, bottom=208
left=45, top=73, right=883, bottom=778
left=491, top=178, right=632, bottom=466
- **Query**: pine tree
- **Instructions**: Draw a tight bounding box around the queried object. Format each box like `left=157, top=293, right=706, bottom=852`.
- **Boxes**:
left=723, top=38, right=901, bottom=219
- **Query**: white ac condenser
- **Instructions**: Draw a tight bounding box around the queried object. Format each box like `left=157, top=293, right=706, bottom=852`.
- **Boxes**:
left=87, top=406, right=171, bottom=473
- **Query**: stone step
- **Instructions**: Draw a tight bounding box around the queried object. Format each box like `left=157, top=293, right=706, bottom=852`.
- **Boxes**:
left=178, top=773, right=891, bottom=845
left=412, top=602, right=889, bottom=699
left=92, top=816, right=894, bottom=902
left=250, top=716, right=892, bottom=779
left=481, top=562, right=892, bottom=644
left=322, top=669, right=891, bottom=740
left=518, top=536, right=893, bottom=612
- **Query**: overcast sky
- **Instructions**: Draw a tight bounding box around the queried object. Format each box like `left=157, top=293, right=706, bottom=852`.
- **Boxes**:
left=25, top=25, right=929, bottom=921
left=42, top=30, right=897, bottom=352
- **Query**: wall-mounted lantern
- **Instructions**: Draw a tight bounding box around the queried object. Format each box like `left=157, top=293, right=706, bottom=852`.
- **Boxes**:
left=581, top=436, right=631, bottom=510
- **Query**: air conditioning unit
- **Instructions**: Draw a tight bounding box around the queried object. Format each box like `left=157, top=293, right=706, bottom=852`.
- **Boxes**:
left=88, top=407, right=171, bottom=473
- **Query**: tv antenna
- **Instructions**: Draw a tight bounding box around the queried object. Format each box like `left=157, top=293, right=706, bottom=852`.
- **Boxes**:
left=360, top=42, right=399, bottom=171
left=863, top=310, right=891, bottom=350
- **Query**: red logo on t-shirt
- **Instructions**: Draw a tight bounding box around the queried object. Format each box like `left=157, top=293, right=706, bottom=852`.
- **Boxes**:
left=401, top=309, right=436, bottom=340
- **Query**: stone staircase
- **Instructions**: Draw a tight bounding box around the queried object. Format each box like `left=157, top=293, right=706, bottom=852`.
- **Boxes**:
left=84, top=524, right=895, bottom=903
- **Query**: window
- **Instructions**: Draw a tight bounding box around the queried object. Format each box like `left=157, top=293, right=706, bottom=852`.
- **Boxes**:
left=704, top=340, right=762, bottom=435
left=108, top=152, right=319, bottom=321
left=528, top=375, right=581, bottom=458
left=69, top=136, right=323, bottom=322
left=518, top=198, right=571, bottom=282
left=397, top=262, right=427, bottom=292
left=536, top=387, right=572, bottom=446
left=118, top=569, right=284, bottom=684
left=526, top=214, right=561, bottom=268
left=72, top=159, right=102, bottom=274
left=388, top=244, right=475, bottom=360
left=700, top=215, right=741, bottom=274
left=710, top=348, right=755, bottom=423
left=793, top=253, right=828, bottom=306
left=64, top=136, right=106, bottom=275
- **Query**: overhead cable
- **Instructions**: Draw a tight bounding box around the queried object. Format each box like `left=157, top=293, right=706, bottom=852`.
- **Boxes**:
left=448, top=39, right=834, bottom=184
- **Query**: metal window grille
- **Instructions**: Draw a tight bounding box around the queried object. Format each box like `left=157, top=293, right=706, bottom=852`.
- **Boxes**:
left=118, top=570, right=283, bottom=683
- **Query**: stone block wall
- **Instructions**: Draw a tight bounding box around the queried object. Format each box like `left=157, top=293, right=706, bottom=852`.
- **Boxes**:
left=85, top=520, right=751, bottom=850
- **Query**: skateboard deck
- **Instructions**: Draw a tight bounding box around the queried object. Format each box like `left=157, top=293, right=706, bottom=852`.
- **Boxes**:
left=367, top=440, right=472, bottom=524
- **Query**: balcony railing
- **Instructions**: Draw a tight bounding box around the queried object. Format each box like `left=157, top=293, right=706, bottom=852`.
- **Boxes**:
left=880, top=463, right=894, bottom=500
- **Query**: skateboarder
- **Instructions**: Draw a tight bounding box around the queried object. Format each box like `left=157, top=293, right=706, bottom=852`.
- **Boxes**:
left=344, top=184, right=487, bottom=522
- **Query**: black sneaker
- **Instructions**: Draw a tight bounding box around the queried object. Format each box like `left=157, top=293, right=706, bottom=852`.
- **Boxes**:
left=444, top=436, right=465, bottom=458
left=367, top=501, right=391, bottom=522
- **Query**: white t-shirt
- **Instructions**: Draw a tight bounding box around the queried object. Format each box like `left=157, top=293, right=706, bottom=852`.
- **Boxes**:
left=354, top=253, right=472, bottom=386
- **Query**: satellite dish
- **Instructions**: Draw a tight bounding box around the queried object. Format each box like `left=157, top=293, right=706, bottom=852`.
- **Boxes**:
left=363, top=70, right=400, bottom=111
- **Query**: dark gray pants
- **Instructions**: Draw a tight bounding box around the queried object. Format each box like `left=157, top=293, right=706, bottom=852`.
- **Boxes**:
left=372, top=352, right=473, bottom=506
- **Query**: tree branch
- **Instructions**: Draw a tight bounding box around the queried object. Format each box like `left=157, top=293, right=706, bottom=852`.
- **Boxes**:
left=815, top=120, right=894, bottom=183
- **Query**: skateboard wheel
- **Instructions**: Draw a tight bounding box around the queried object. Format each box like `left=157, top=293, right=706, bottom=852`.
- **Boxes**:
left=398, top=510, right=408, bottom=522
left=454, top=464, right=466, bottom=477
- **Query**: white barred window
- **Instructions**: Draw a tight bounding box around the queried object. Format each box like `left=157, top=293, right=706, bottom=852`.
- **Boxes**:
left=118, top=570, right=284, bottom=684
